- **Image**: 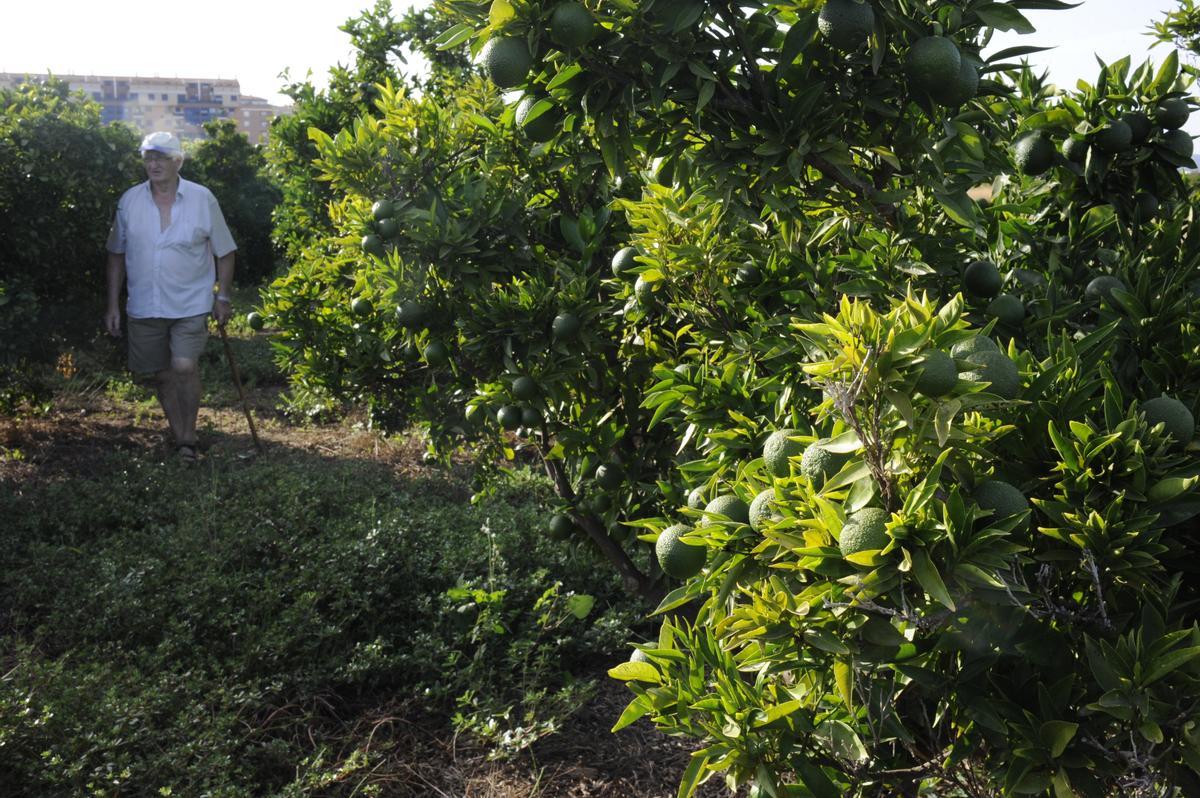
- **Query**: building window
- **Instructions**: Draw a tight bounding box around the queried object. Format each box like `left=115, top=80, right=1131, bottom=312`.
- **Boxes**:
left=92, top=92, right=101, bottom=100
left=129, top=92, right=138, bottom=100
left=162, top=93, right=168, bottom=101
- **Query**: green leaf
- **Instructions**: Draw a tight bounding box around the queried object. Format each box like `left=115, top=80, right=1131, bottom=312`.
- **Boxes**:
left=987, top=45, right=1055, bottom=62
left=910, top=548, right=955, bottom=610
left=1085, top=636, right=1125, bottom=691
left=1047, top=422, right=1080, bottom=471
left=934, top=399, right=961, bottom=447
left=608, top=661, right=661, bottom=683
left=753, top=699, right=806, bottom=728
left=1147, top=475, right=1199, bottom=503
left=834, top=659, right=854, bottom=712
left=821, top=460, right=871, bottom=494
left=489, top=0, right=515, bottom=28
left=934, top=190, right=980, bottom=228
left=566, top=593, right=595, bottom=619
left=822, top=430, right=862, bottom=453
left=1142, top=646, right=1200, bottom=686
left=611, top=694, right=652, bottom=731
left=780, top=15, right=818, bottom=66
left=652, top=585, right=697, bottom=615
left=1039, top=720, right=1079, bottom=758
left=804, top=626, right=851, bottom=656
left=434, top=22, right=476, bottom=51
left=677, top=749, right=711, bottom=798
left=794, top=752, right=840, bottom=798
left=546, top=63, right=583, bottom=91
left=974, top=3, right=1036, bottom=34
left=1151, top=49, right=1179, bottom=95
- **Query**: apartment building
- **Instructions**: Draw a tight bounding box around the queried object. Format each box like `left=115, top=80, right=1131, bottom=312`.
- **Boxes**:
left=0, top=72, right=292, bottom=144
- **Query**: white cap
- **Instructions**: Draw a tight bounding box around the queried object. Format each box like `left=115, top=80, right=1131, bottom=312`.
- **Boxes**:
left=139, top=131, right=182, bottom=156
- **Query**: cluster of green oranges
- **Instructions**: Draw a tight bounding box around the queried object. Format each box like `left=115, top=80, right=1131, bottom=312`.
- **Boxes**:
left=1012, top=98, right=1194, bottom=186
left=481, top=2, right=597, bottom=141
left=818, top=0, right=980, bottom=107
left=546, top=459, right=628, bottom=541
left=959, top=259, right=1026, bottom=331
left=651, top=414, right=1036, bottom=583
left=361, top=199, right=401, bottom=259
left=958, top=258, right=1138, bottom=334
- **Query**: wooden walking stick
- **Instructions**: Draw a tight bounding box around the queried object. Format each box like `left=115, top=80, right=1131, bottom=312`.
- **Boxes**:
left=218, top=323, right=264, bottom=452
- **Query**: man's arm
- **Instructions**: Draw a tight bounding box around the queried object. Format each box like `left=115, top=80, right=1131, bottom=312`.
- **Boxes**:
left=105, top=251, right=126, bottom=337
left=213, top=251, right=236, bottom=326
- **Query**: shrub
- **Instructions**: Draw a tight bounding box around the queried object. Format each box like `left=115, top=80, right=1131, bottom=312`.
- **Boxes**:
left=0, top=77, right=140, bottom=405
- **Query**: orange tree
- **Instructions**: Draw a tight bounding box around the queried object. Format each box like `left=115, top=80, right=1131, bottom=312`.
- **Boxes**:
left=0, top=77, right=139, bottom=405
left=263, top=1, right=1200, bottom=794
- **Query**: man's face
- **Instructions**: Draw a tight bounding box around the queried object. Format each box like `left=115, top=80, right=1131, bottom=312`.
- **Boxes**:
left=142, top=150, right=181, bottom=182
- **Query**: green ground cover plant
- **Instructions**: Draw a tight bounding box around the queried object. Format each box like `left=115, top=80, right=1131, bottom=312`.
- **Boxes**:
left=0, top=437, right=638, bottom=796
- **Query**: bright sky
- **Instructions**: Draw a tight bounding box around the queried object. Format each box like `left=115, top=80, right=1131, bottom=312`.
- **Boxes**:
left=0, top=0, right=1193, bottom=126
left=0, top=0, right=427, bottom=107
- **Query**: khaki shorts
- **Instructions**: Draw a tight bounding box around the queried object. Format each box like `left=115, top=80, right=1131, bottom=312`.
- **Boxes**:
left=126, top=314, right=209, bottom=375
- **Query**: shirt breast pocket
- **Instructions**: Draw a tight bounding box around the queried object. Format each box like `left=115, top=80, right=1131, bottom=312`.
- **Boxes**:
left=168, top=226, right=210, bottom=256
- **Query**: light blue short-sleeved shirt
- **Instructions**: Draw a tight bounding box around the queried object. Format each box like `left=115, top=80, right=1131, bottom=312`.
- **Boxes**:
left=106, top=178, right=237, bottom=320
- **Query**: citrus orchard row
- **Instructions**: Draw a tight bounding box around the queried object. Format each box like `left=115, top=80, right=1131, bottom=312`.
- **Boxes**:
left=258, top=1, right=1200, bottom=794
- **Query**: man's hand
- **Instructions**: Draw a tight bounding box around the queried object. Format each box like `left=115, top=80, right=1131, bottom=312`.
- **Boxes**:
left=213, top=297, right=233, bottom=327
left=104, top=307, right=122, bottom=337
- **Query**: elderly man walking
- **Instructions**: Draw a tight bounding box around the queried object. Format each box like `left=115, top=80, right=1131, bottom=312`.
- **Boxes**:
left=104, top=131, right=237, bottom=463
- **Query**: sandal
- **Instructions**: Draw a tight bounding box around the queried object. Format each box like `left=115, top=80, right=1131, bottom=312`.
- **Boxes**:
left=176, top=443, right=199, bottom=464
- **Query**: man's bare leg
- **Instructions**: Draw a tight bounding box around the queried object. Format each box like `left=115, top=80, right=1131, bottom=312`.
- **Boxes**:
left=156, top=357, right=200, bottom=448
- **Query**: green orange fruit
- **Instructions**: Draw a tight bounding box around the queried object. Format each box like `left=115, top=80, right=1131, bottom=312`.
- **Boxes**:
left=974, top=479, right=1029, bottom=529
left=839, top=508, right=890, bottom=557
left=1012, top=131, right=1056, bottom=176
left=396, top=301, right=427, bottom=329
left=749, top=488, right=781, bottom=533
left=482, top=37, right=533, bottom=89
left=549, top=513, right=575, bottom=539
left=916, top=350, right=958, bottom=397
left=704, top=494, right=750, bottom=525
left=1093, top=120, right=1133, bottom=154
left=762, top=428, right=804, bottom=478
left=1084, top=275, right=1125, bottom=303
left=1142, top=395, right=1195, bottom=446
left=423, top=340, right=449, bottom=367
left=1162, top=128, right=1195, bottom=160
left=963, top=259, right=1002, bottom=299
left=552, top=312, right=581, bottom=340
left=960, top=350, right=1020, bottom=400
left=361, top=234, right=385, bottom=258
left=521, top=406, right=543, bottom=427
left=986, top=293, right=1024, bottom=327
left=612, top=247, right=639, bottom=278
left=1155, top=98, right=1190, bottom=130
left=656, top=524, right=706, bottom=579
left=515, top=95, right=561, bottom=142
left=512, top=375, right=539, bottom=401
left=371, top=199, right=394, bottom=221
left=550, top=2, right=597, bottom=48
left=906, top=36, right=962, bottom=104
left=497, top=404, right=523, bottom=430
left=595, top=462, right=624, bottom=490
left=818, top=0, right=875, bottom=51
